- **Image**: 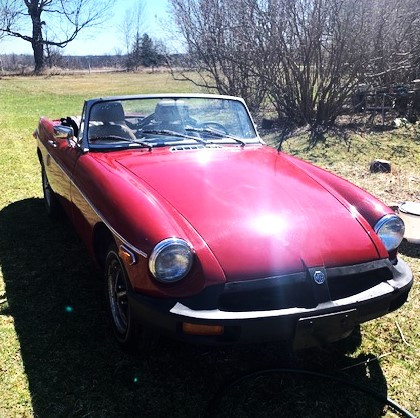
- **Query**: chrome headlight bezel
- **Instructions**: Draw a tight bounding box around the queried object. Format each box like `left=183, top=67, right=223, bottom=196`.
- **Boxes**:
left=149, top=238, right=193, bottom=283
left=374, top=214, right=405, bottom=252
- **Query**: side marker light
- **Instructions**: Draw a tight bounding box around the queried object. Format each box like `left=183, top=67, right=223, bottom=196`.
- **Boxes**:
left=182, top=322, right=224, bottom=336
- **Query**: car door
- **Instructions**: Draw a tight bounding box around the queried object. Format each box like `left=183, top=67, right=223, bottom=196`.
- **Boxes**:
left=43, top=120, right=82, bottom=217
left=67, top=104, right=102, bottom=257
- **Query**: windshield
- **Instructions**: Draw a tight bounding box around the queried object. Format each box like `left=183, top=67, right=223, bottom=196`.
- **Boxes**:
left=87, top=97, right=258, bottom=149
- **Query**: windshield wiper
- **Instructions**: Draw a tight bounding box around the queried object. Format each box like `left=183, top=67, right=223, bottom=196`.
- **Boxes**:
left=90, top=135, right=154, bottom=151
left=141, top=129, right=206, bottom=145
left=185, top=127, right=246, bottom=147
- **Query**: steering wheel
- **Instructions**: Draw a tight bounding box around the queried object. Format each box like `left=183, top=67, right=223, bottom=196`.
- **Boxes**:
left=199, top=122, right=228, bottom=134
left=136, top=114, right=155, bottom=130
left=117, top=124, right=137, bottom=141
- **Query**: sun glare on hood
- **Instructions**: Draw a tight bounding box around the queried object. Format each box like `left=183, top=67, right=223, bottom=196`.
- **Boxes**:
left=196, top=150, right=216, bottom=165
left=252, top=214, right=288, bottom=237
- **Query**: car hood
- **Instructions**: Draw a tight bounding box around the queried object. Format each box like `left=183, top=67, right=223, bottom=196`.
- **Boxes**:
left=116, top=146, right=380, bottom=282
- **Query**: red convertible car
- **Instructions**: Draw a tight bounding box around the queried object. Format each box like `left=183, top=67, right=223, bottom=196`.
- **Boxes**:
left=35, top=94, right=413, bottom=350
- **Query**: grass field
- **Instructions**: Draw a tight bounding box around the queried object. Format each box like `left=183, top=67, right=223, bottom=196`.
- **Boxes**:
left=0, top=72, right=418, bottom=417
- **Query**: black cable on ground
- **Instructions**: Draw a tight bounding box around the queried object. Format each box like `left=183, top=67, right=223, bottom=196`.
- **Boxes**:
left=205, top=368, right=416, bottom=418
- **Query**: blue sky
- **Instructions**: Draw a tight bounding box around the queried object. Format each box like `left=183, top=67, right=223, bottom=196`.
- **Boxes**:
left=0, top=0, right=178, bottom=55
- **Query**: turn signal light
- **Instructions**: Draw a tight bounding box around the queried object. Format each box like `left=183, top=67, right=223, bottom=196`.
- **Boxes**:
left=182, top=322, right=224, bottom=336
left=119, top=246, right=136, bottom=265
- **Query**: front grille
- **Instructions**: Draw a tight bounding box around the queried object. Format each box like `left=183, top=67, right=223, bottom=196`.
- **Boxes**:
left=218, top=274, right=317, bottom=312
left=215, top=260, right=393, bottom=312
left=328, top=267, right=392, bottom=300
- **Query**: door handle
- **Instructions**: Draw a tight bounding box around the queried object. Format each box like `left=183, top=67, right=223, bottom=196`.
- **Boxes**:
left=48, top=139, right=57, bottom=147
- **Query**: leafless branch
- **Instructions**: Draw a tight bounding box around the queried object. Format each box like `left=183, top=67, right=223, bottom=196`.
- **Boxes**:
left=169, top=0, right=420, bottom=141
left=0, top=0, right=113, bottom=72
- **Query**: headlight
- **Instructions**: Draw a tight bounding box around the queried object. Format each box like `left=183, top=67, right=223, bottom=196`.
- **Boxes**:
left=374, top=214, right=405, bottom=252
left=149, top=238, right=193, bottom=283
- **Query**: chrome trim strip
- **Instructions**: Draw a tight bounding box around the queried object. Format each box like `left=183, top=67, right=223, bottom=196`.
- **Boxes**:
left=72, top=180, right=148, bottom=258
left=41, top=146, right=148, bottom=258
left=89, top=92, right=250, bottom=102
left=170, top=282, right=396, bottom=320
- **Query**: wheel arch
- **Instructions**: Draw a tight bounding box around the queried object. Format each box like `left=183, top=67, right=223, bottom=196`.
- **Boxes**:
left=37, top=147, right=43, bottom=166
left=93, top=222, right=115, bottom=268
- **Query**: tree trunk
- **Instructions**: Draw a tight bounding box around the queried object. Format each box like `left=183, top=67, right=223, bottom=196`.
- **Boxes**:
left=29, top=6, right=44, bottom=73
left=32, top=38, right=44, bottom=73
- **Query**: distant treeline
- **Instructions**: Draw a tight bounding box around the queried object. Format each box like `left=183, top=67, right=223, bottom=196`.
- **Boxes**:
left=0, top=54, right=117, bottom=72
left=0, top=53, right=184, bottom=73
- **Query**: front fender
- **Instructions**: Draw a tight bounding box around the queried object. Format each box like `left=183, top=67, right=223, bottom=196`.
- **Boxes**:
left=281, top=153, right=392, bottom=259
left=72, top=152, right=226, bottom=298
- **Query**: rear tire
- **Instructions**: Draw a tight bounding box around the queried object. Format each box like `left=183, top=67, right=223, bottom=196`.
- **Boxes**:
left=105, top=244, right=137, bottom=349
left=41, top=166, right=60, bottom=218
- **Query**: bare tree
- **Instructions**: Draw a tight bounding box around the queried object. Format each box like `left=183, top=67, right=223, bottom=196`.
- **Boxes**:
left=169, top=0, right=267, bottom=110
left=120, top=1, right=145, bottom=55
left=170, top=0, right=420, bottom=142
left=364, top=0, right=420, bottom=87
left=119, top=1, right=146, bottom=70
left=0, top=0, right=113, bottom=73
left=170, top=0, right=372, bottom=126
left=120, top=2, right=163, bottom=71
left=256, top=0, right=373, bottom=136
left=44, top=42, right=63, bottom=68
left=0, top=3, right=7, bottom=41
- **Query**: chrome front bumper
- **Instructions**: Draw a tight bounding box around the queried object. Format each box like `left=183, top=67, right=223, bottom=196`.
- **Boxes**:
left=128, top=258, right=413, bottom=349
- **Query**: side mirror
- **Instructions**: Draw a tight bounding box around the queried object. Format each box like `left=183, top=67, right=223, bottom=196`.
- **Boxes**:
left=53, top=125, right=74, bottom=143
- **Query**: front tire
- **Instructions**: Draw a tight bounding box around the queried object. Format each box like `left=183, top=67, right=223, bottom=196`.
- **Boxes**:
left=105, top=245, right=137, bottom=348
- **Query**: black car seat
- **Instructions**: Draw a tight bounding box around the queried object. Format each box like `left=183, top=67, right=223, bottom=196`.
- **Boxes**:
left=89, top=102, right=136, bottom=141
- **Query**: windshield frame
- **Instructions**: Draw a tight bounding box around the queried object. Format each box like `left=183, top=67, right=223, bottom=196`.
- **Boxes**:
left=80, top=93, right=262, bottom=152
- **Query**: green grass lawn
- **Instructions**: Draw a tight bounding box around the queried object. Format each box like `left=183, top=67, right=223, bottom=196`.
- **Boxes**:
left=0, top=72, right=418, bottom=417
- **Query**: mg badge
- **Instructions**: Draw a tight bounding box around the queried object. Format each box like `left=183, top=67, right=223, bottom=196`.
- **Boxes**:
left=313, top=270, right=326, bottom=284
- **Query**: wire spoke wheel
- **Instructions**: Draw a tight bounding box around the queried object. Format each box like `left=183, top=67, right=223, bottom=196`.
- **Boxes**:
left=105, top=246, right=137, bottom=348
left=107, top=256, right=129, bottom=334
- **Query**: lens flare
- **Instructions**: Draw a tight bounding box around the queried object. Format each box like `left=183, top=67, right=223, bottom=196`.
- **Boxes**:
left=252, top=214, right=287, bottom=237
